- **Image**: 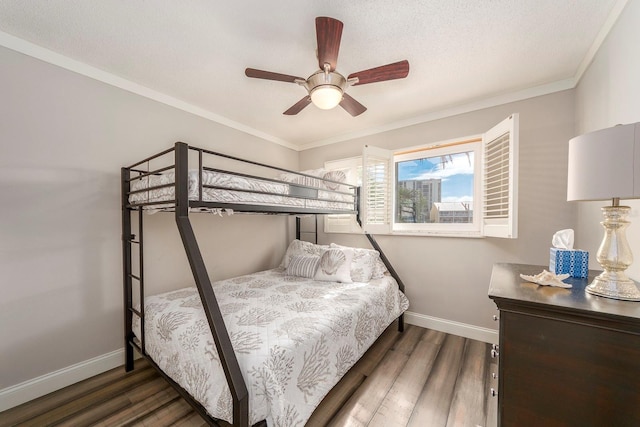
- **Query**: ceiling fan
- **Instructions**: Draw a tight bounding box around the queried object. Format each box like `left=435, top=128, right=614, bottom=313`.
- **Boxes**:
left=245, top=16, right=410, bottom=117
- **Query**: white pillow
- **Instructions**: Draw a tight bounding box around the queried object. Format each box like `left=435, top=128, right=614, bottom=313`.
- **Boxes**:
left=280, top=239, right=329, bottom=268
left=330, top=243, right=385, bottom=282
left=314, top=248, right=353, bottom=283
left=286, top=255, right=321, bottom=278
left=372, top=258, right=389, bottom=279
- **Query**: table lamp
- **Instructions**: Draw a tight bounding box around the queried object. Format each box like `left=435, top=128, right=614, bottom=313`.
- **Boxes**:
left=567, top=122, right=640, bottom=301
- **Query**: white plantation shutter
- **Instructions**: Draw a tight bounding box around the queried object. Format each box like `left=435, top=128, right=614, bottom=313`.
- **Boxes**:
left=324, top=157, right=362, bottom=233
left=323, top=213, right=360, bottom=233
left=363, top=145, right=393, bottom=234
left=482, top=114, right=519, bottom=238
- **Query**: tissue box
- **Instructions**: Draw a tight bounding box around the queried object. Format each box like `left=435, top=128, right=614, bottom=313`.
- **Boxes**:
left=549, top=248, right=589, bottom=278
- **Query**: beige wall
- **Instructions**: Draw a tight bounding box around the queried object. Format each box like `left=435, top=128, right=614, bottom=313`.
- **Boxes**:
left=0, top=46, right=296, bottom=389
left=299, top=91, right=577, bottom=330
left=574, top=0, right=640, bottom=279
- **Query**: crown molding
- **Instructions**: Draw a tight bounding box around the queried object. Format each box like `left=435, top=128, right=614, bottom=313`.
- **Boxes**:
left=299, top=78, right=576, bottom=150
left=0, top=30, right=298, bottom=151
left=574, top=0, right=629, bottom=84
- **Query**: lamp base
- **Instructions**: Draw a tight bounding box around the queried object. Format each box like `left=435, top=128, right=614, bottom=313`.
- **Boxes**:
left=586, top=271, right=640, bottom=301
left=587, top=204, right=640, bottom=302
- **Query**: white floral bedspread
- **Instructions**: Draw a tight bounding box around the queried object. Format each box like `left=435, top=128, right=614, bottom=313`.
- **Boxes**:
left=133, top=268, right=408, bottom=426
left=128, top=170, right=354, bottom=212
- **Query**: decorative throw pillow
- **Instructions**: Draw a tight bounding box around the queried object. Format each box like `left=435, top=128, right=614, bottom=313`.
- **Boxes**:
left=314, top=248, right=353, bottom=283
left=330, top=243, right=383, bottom=282
left=286, top=255, right=321, bottom=278
left=322, top=169, right=348, bottom=190
left=372, top=258, right=389, bottom=279
left=280, top=239, right=329, bottom=268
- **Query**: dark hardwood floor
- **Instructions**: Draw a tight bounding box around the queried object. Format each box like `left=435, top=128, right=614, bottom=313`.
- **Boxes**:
left=0, top=325, right=497, bottom=427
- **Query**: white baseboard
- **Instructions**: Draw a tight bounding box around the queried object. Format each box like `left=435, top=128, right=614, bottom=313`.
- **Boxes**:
left=404, top=311, right=498, bottom=344
left=1, top=314, right=497, bottom=413
left=0, top=349, right=125, bottom=412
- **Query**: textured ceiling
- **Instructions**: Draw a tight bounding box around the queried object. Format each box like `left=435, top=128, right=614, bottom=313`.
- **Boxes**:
left=0, top=0, right=623, bottom=149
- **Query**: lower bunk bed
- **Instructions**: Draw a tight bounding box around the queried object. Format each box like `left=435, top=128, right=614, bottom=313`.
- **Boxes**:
left=133, top=243, right=408, bottom=426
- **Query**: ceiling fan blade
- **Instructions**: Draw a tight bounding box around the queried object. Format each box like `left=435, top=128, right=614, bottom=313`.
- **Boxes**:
left=348, top=60, right=410, bottom=86
left=245, top=68, right=304, bottom=83
left=316, top=17, right=343, bottom=71
left=283, top=96, right=312, bottom=115
left=339, top=93, right=367, bottom=117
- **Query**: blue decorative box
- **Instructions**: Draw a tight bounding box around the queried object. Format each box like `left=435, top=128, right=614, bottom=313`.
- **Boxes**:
left=549, top=248, right=589, bottom=278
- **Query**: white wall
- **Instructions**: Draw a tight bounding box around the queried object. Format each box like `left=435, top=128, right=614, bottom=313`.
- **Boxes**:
left=299, top=90, right=577, bottom=333
left=0, top=45, right=296, bottom=394
left=574, top=0, right=640, bottom=278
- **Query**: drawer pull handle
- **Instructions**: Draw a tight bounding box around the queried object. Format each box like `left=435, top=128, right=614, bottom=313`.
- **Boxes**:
left=491, top=388, right=498, bottom=397
left=491, top=349, right=499, bottom=358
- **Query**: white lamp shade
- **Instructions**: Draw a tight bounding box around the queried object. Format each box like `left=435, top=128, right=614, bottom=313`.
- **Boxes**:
left=310, top=85, right=343, bottom=110
left=567, top=122, right=640, bottom=201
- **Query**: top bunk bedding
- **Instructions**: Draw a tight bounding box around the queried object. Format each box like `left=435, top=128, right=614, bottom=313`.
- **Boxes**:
left=128, top=168, right=355, bottom=213
left=124, top=142, right=358, bottom=215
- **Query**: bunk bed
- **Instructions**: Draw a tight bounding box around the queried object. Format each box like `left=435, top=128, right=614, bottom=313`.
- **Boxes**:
left=121, top=142, right=408, bottom=427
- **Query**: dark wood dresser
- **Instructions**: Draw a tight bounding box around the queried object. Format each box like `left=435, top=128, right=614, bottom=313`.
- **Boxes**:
left=488, top=263, right=640, bottom=427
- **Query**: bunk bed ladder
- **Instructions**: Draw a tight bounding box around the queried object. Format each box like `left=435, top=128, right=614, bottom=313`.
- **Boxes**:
left=122, top=168, right=145, bottom=371
left=174, top=142, right=249, bottom=427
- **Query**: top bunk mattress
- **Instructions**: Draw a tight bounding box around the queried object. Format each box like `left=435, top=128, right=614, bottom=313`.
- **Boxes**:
left=128, top=169, right=356, bottom=213
left=133, top=268, right=408, bottom=426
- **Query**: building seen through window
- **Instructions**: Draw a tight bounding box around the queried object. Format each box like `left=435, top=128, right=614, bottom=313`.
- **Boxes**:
left=395, top=151, right=474, bottom=224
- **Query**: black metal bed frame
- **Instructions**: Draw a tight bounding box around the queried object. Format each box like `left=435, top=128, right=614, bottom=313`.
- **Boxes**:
left=121, top=141, right=405, bottom=427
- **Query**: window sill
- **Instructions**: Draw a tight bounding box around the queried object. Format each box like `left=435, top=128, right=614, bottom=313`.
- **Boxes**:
left=325, top=229, right=484, bottom=238
left=389, top=230, right=484, bottom=238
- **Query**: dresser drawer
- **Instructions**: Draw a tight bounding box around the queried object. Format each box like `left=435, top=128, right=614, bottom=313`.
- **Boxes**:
left=499, top=310, right=640, bottom=426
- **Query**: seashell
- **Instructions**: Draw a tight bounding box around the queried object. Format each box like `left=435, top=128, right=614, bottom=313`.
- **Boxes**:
left=520, top=270, right=572, bottom=288
left=320, top=249, right=346, bottom=275
left=323, top=170, right=347, bottom=190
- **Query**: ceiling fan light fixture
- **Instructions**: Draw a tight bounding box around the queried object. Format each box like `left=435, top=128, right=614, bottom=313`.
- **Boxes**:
left=310, top=85, right=343, bottom=109
left=306, top=69, right=347, bottom=110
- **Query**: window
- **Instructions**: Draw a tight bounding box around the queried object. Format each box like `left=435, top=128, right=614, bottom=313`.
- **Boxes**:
left=325, top=114, right=518, bottom=238
left=393, top=141, right=481, bottom=234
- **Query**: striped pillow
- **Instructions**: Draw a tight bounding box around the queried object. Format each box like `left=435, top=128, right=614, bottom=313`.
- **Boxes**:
left=286, top=255, right=321, bottom=278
